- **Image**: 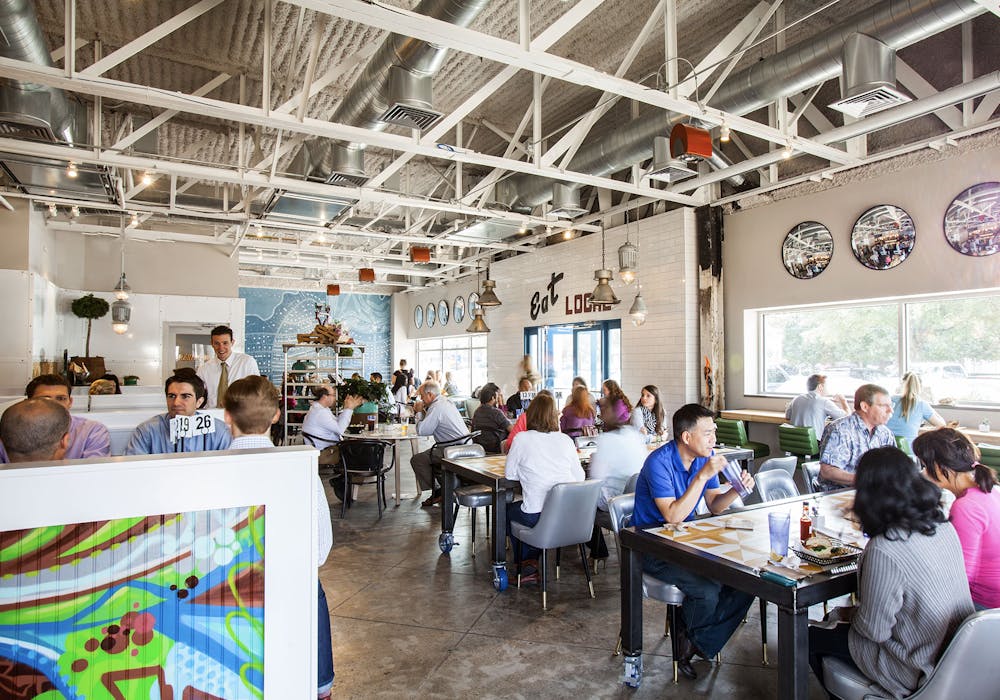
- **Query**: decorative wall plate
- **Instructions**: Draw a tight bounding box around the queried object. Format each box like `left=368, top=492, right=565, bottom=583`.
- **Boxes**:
left=468, top=292, right=480, bottom=317
left=425, top=302, right=436, bottom=328
left=414, top=304, right=423, bottom=329
left=453, top=295, right=466, bottom=323
left=438, top=299, right=449, bottom=326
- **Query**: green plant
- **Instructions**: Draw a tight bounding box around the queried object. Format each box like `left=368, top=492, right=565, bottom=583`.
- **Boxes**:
left=336, top=377, right=388, bottom=406
left=338, top=346, right=354, bottom=357
left=71, top=294, right=110, bottom=357
left=123, top=375, right=140, bottom=385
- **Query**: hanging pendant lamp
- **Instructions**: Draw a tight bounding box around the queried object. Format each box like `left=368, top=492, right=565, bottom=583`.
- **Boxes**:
left=590, top=224, right=620, bottom=308
left=618, top=217, right=638, bottom=285
left=628, top=285, right=647, bottom=327
left=111, top=218, right=132, bottom=334
left=467, top=267, right=491, bottom=332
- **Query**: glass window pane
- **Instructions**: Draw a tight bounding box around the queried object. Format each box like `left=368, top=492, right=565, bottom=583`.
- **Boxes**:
left=576, top=329, right=603, bottom=391
left=443, top=337, right=468, bottom=350
left=545, top=326, right=575, bottom=393
left=608, top=326, right=621, bottom=385
left=472, top=347, right=488, bottom=393
left=762, top=304, right=898, bottom=397
left=906, top=296, right=1000, bottom=405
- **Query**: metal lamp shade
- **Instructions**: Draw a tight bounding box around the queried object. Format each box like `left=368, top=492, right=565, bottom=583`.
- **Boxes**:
left=466, top=310, right=490, bottom=333
left=111, top=299, right=131, bottom=335
left=477, top=279, right=502, bottom=307
left=359, top=268, right=375, bottom=283
left=618, top=240, right=638, bottom=285
left=628, top=289, right=647, bottom=326
left=590, top=269, right=620, bottom=307
left=113, top=273, right=131, bottom=300
left=326, top=284, right=341, bottom=296
left=409, top=246, right=431, bottom=263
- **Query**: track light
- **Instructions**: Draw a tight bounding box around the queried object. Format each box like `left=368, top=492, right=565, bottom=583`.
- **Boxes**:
left=254, top=223, right=263, bottom=237
left=66, top=161, right=78, bottom=178
left=141, top=170, right=153, bottom=186
left=70, top=206, right=80, bottom=218
left=720, top=123, right=731, bottom=143
left=562, top=229, right=574, bottom=240
left=48, top=203, right=58, bottom=217
left=130, top=212, right=139, bottom=227
left=782, top=142, right=793, bottom=159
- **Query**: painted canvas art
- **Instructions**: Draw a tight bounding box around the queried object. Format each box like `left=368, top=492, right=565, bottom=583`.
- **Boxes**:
left=0, top=506, right=264, bottom=699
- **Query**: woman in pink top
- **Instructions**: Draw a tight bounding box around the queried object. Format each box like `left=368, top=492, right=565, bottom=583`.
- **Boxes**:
left=913, top=428, right=1000, bottom=609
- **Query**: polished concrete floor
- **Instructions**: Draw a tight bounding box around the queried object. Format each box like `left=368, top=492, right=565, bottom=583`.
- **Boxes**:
left=320, top=440, right=830, bottom=699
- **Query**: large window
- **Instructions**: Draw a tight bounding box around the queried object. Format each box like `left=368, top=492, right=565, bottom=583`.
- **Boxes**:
left=416, top=335, right=487, bottom=396
left=525, top=320, right=622, bottom=404
left=754, top=292, right=1000, bottom=406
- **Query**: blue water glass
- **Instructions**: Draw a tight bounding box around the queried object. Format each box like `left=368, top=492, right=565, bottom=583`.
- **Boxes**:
left=768, top=512, right=791, bottom=560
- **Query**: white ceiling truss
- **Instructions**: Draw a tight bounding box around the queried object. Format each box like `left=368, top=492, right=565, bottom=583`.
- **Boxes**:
left=0, top=0, right=996, bottom=291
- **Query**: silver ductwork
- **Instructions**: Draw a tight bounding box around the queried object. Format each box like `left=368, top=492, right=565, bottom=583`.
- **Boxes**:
left=507, top=0, right=987, bottom=210
left=829, top=33, right=910, bottom=118
left=0, top=0, right=75, bottom=143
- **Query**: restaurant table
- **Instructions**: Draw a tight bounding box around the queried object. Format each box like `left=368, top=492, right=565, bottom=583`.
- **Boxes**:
left=719, top=409, right=788, bottom=425
left=342, top=423, right=425, bottom=506
left=441, top=445, right=754, bottom=593
left=618, top=490, right=863, bottom=699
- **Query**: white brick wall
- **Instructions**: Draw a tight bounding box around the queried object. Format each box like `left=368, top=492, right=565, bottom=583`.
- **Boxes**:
left=393, top=208, right=704, bottom=422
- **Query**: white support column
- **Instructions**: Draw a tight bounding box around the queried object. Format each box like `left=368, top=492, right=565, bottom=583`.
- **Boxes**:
left=263, top=0, right=272, bottom=117
left=455, top=121, right=464, bottom=199
left=532, top=73, right=542, bottom=168
left=962, top=21, right=973, bottom=126
left=664, top=0, right=678, bottom=97
left=63, top=0, right=75, bottom=77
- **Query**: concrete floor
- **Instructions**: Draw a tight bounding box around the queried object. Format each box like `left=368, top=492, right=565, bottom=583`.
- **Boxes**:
left=320, top=440, right=831, bottom=699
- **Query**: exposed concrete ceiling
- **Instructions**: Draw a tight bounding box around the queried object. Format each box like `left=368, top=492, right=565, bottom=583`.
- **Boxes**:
left=0, top=0, right=997, bottom=291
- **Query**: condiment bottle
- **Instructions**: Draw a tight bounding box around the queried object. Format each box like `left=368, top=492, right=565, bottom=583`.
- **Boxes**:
left=799, top=502, right=812, bottom=541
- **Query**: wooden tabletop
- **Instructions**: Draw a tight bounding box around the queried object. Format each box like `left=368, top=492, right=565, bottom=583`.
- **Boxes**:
left=720, top=409, right=788, bottom=425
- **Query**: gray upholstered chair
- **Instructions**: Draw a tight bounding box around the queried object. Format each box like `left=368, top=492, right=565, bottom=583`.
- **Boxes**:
left=443, top=443, right=492, bottom=556
left=821, top=609, right=1000, bottom=700
left=607, top=492, right=688, bottom=682
left=755, top=455, right=798, bottom=478
left=801, top=460, right=822, bottom=494
left=574, top=435, right=598, bottom=449
left=510, top=480, right=602, bottom=610
left=755, top=470, right=799, bottom=502
left=624, top=472, right=641, bottom=494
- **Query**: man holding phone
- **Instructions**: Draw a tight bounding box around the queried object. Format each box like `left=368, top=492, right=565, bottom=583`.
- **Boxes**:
left=631, top=403, right=756, bottom=681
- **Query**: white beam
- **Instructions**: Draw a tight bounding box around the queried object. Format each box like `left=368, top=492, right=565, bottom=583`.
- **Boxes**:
left=970, top=0, right=1000, bottom=17
left=82, top=0, right=225, bottom=77
left=109, top=73, right=231, bottom=151
left=896, top=60, right=963, bottom=131
left=0, top=57, right=698, bottom=205
left=285, top=0, right=853, bottom=164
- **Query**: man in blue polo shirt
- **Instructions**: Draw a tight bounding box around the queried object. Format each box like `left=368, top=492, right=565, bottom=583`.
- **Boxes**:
left=632, top=403, right=756, bottom=681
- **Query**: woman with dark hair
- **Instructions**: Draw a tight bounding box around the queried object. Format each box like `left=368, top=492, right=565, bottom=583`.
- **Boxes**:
left=505, top=392, right=584, bottom=583
left=808, top=446, right=973, bottom=698
left=471, top=384, right=510, bottom=454
left=913, top=428, right=1000, bottom=610
left=601, top=379, right=633, bottom=424
left=633, top=385, right=666, bottom=441
left=560, top=385, right=596, bottom=437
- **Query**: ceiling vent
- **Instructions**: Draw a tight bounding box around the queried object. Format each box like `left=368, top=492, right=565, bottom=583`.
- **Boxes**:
left=550, top=183, right=587, bottom=219
left=325, top=143, right=367, bottom=187
left=645, top=135, right=697, bottom=183
left=829, top=33, right=911, bottom=118
left=378, top=66, right=443, bottom=131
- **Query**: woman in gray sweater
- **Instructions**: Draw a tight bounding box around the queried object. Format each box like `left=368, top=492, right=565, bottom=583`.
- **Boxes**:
left=808, top=446, right=974, bottom=699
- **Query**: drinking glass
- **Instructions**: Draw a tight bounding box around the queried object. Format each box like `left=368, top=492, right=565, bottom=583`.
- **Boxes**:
left=768, top=512, right=791, bottom=561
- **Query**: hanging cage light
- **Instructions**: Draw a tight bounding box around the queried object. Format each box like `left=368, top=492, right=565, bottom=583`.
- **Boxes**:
left=111, top=217, right=132, bottom=334
left=618, top=218, right=638, bottom=285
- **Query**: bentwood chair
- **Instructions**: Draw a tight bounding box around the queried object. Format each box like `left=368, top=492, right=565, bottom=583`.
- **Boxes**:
left=716, top=418, right=771, bottom=460
left=511, top=480, right=602, bottom=610
left=778, top=424, right=820, bottom=465
left=443, top=443, right=493, bottom=557
left=822, top=609, right=1000, bottom=699
left=338, top=439, right=394, bottom=519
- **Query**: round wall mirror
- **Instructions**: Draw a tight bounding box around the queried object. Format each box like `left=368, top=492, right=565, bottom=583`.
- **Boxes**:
left=438, top=299, right=449, bottom=326
left=413, top=305, right=423, bottom=329
left=468, top=292, right=480, bottom=317
left=781, top=221, right=834, bottom=279
left=425, top=302, right=436, bottom=328
left=850, top=204, right=916, bottom=270
left=453, top=295, right=466, bottom=323
left=944, top=182, right=999, bottom=257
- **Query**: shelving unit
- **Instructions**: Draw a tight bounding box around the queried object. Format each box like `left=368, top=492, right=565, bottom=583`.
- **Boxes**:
left=281, top=342, right=365, bottom=445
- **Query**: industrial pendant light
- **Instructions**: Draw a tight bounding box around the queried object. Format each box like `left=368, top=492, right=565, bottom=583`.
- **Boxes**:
left=467, top=267, right=491, bottom=333
left=590, top=224, right=620, bottom=308
left=111, top=219, right=132, bottom=334
left=477, top=266, right=502, bottom=307
left=628, top=285, right=647, bottom=327
left=617, top=217, right=638, bottom=285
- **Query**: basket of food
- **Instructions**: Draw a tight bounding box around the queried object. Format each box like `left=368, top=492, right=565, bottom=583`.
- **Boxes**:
left=793, top=535, right=863, bottom=566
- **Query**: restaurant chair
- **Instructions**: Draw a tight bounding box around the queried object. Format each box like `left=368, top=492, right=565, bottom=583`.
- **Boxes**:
left=895, top=435, right=912, bottom=455
left=821, top=608, right=1000, bottom=700
left=443, top=443, right=493, bottom=557
left=511, top=480, right=602, bottom=611
left=801, top=460, right=822, bottom=494
left=778, top=424, right=820, bottom=465
left=754, top=456, right=798, bottom=478
left=755, top=470, right=799, bottom=502
left=977, top=444, right=1000, bottom=475
left=624, top=472, right=640, bottom=494
left=574, top=435, right=598, bottom=449
left=429, top=431, right=481, bottom=489
left=337, top=439, right=394, bottom=519
left=589, top=472, right=642, bottom=574
left=715, top=418, right=770, bottom=461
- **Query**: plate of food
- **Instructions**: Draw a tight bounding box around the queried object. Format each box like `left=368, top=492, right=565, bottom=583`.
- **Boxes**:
left=793, top=535, right=863, bottom=566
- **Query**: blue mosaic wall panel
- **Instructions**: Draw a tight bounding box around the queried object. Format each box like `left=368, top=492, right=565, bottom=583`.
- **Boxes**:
left=239, top=288, right=391, bottom=384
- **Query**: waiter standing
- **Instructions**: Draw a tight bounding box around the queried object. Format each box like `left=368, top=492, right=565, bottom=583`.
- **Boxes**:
left=197, top=325, right=261, bottom=408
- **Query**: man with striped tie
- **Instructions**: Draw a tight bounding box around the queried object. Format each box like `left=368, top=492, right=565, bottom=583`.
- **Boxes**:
left=197, top=325, right=260, bottom=408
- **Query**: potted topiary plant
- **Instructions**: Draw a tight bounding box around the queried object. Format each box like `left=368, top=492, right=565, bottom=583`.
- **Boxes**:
left=123, top=375, right=140, bottom=386
left=70, top=294, right=110, bottom=382
left=336, top=377, right=388, bottom=428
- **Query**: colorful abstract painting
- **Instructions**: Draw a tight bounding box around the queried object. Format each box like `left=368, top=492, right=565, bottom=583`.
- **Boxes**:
left=240, top=287, right=391, bottom=384
left=0, top=506, right=264, bottom=699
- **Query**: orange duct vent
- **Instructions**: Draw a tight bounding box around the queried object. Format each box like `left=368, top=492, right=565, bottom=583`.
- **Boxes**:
left=409, top=246, right=431, bottom=263
left=669, top=123, right=713, bottom=161
left=326, top=284, right=340, bottom=296
left=359, top=268, right=376, bottom=283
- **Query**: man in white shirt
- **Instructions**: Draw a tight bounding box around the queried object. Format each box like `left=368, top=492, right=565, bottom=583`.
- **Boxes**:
left=785, top=373, right=848, bottom=442
left=301, top=384, right=363, bottom=465
left=410, top=381, right=468, bottom=507
left=197, top=325, right=261, bottom=408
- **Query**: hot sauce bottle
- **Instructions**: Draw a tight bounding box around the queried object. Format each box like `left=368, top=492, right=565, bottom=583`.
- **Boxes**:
left=800, top=502, right=812, bottom=541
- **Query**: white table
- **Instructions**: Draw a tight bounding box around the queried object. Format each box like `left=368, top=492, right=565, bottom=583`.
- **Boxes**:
left=342, top=424, right=425, bottom=506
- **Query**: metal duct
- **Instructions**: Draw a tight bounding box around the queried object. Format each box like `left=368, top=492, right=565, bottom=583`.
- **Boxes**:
left=0, top=0, right=74, bottom=143
left=829, top=33, right=910, bottom=118
left=508, top=0, right=986, bottom=209
left=308, top=0, right=489, bottom=182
